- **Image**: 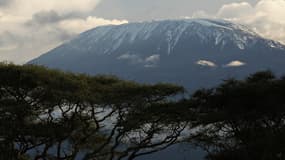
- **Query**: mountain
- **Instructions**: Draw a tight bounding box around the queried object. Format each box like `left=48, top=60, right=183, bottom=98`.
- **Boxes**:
left=29, top=19, right=285, bottom=91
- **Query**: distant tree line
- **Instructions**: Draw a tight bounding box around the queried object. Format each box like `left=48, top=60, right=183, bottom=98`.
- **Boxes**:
left=0, top=63, right=284, bottom=160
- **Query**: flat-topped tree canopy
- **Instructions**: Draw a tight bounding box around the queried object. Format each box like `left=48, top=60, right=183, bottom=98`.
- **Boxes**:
left=0, top=63, right=189, bottom=160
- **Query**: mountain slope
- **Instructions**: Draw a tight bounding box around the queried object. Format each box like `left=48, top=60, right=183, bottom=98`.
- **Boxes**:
left=29, top=19, right=285, bottom=90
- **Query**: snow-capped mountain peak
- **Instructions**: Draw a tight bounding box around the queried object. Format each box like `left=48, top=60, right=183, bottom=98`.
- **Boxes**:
left=29, top=18, right=285, bottom=91
left=62, top=18, right=283, bottom=55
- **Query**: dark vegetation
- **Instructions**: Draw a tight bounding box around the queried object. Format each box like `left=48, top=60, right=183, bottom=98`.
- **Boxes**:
left=0, top=63, right=188, bottom=160
left=0, top=63, right=285, bottom=160
left=190, top=71, right=285, bottom=160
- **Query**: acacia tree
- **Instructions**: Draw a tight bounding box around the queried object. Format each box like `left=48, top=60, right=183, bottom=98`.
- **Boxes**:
left=0, top=63, right=189, bottom=160
left=189, top=71, right=285, bottom=160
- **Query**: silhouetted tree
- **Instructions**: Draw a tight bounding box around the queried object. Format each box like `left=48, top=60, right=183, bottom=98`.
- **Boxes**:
left=189, top=71, right=285, bottom=160
left=0, top=63, right=188, bottom=160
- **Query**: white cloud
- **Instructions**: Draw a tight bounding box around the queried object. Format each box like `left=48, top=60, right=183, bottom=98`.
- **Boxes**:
left=118, top=54, right=143, bottom=64
left=118, top=54, right=137, bottom=60
left=145, top=54, right=160, bottom=63
left=0, top=45, right=17, bottom=51
left=59, top=17, right=128, bottom=34
left=4, top=0, right=100, bottom=16
left=118, top=54, right=161, bottom=67
left=144, top=54, right=160, bottom=68
left=216, top=1, right=285, bottom=25
left=1, top=0, right=285, bottom=63
left=217, top=2, right=254, bottom=19
left=190, top=10, right=213, bottom=19
left=0, top=0, right=128, bottom=64
left=144, top=64, right=157, bottom=68
left=192, top=0, right=285, bottom=44
left=225, top=60, right=246, bottom=67
left=196, top=60, right=217, bottom=67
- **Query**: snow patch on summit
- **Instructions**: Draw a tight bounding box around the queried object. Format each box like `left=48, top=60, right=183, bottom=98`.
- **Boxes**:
left=62, top=18, right=285, bottom=58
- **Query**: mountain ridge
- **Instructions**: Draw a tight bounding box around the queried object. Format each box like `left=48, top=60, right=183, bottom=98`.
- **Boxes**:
left=29, top=18, right=285, bottom=90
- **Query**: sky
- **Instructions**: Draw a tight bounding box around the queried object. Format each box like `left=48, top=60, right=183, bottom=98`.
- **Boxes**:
left=0, top=0, right=284, bottom=64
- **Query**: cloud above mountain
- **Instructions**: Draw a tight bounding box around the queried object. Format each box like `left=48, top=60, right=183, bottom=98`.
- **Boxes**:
left=92, top=0, right=259, bottom=21
left=192, top=0, right=285, bottom=44
left=0, top=0, right=284, bottom=63
left=1, top=0, right=100, bottom=15
left=0, top=0, right=128, bottom=63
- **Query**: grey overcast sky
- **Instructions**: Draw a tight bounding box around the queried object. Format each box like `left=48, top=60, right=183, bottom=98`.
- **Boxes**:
left=0, top=0, right=284, bottom=63
left=93, top=0, right=259, bottom=21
